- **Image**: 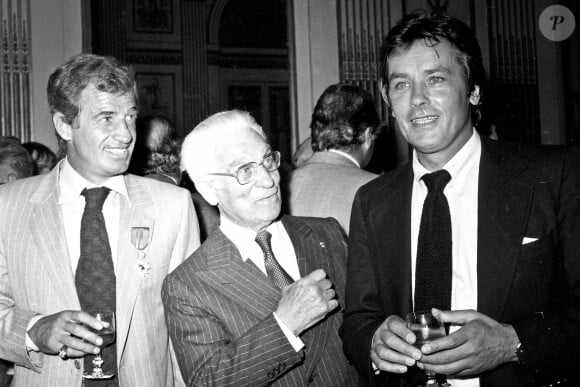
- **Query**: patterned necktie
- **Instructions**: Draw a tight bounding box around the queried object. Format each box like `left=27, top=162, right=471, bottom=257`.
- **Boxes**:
left=255, top=231, right=294, bottom=288
left=75, top=187, right=118, bottom=386
left=414, top=170, right=452, bottom=313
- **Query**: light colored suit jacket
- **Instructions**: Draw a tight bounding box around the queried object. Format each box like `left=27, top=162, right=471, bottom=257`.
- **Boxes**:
left=163, top=215, right=358, bottom=386
left=285, top=150, right=378, bottom=234
left=0, top=164, right=200, bottom=386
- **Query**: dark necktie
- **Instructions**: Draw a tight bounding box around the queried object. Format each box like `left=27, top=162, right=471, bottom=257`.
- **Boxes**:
left=414, top=170, right=452, bottom=312
left=75, top=187, right=118, bottom=386
left=255, top=231, right=294, bottom=288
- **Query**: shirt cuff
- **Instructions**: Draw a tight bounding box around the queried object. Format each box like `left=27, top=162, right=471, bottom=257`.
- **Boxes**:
left=25, top=315, right=45, bottom=352
left=273, top=312, right=305, bottom=352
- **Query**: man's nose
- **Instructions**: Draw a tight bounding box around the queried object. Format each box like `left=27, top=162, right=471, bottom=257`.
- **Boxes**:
left=254, top=163, right=276, bottom=187
left=113, top=119, right=134, bottom=143
left=411, top=83, right=429, bottom=107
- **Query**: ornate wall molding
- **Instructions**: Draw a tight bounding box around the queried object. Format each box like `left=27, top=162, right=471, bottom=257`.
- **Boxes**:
left=1, top=0, right=31, bottom=141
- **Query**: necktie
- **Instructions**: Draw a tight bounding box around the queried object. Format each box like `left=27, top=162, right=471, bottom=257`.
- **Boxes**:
left=255, top=231, right=294, bottom=288
left=75, top=187, right=118, bottom=385
left=414, top=170, right=452, bottom=313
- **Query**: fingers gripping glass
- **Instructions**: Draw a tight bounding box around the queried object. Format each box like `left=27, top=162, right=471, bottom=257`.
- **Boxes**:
left=207, top=151, right=281, bottom=185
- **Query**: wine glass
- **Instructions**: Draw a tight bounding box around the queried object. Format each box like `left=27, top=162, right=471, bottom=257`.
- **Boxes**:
left=406, top=311, right=449, bottom=387
left=83, top=311, right=116, bottom=380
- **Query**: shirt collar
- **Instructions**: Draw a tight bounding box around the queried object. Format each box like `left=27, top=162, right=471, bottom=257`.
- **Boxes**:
left=220, top=215, right=283, bottom=262
left=328, top=149, right=361, bottom=168
left=58, top=158, right=130, bottom=204
left=412, top=129, right=481, bottom=184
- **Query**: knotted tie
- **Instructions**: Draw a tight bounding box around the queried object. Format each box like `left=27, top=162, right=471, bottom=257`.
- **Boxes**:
left=255, top=231, right=294, bottom=288
left=75, top=187, right=118, bottom=385
left=414, top=170, right=452, bottom=313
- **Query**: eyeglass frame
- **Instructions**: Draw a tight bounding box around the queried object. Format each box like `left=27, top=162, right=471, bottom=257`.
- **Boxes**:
left=206, top=150, right=281, bottom=185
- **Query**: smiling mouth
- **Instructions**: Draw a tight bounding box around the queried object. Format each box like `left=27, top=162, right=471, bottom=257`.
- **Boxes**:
left=411, top=116, right=438, bottom=125
left=105, top=148, right=129, bottom=157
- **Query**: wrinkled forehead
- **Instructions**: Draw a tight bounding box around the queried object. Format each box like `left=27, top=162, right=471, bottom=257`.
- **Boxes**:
left=212, top=127, right=270, bottom=170
left=388, top=38, right=460, bottom=64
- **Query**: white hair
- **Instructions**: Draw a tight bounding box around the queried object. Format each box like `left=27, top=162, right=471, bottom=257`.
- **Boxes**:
left=181, top=110, right=266, bottom=183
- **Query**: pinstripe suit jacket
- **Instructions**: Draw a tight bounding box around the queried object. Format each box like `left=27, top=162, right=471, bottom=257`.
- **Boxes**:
left=163, top=215, right=359, bottom=386
left=285, top=151, right=378, bottom=235
left=0, top=163, right=200, bottom=386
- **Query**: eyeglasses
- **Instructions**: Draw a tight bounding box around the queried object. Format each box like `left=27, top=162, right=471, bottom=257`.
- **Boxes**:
left=207, top=151, right=281, bottom=185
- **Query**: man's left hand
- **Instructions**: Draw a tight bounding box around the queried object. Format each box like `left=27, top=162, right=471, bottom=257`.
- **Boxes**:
left=417, top=309, right=519, bottom=377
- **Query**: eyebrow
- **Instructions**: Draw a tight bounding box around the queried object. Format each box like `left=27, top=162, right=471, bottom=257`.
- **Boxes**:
left=227, top=149, right=272, bottom=170
left=388, top=65, right=453, bottom=83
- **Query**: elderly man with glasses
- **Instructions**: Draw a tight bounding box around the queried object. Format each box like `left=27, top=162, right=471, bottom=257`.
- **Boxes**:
left=162, top=109, right=358, bottom=386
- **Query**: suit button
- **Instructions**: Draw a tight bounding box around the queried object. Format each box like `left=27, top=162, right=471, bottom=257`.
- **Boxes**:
left=74, top=360, right=81, bottom=369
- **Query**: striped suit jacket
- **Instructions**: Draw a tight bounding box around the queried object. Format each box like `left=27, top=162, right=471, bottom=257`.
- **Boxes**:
left=163, top=215, right=359, bottom=386
left=0, top=163, right=200, bottom=386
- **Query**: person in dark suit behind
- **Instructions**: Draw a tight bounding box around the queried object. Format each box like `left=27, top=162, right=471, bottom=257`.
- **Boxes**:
left=163, top=109, right=358, bottom=386
left=285, top=83, right=381, bottom=235
left=341, top=10, right=580, bottom=387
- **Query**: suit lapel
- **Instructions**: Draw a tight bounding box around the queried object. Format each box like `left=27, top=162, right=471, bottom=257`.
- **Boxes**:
left=197, top=229, right=280, bottom=320
left=282, top=216, right=334, bottom=376
left=29, top=169, right=79, bottom=308
left=477, top=140, right=534, bottom=319
left=374, top=165, right=414, bottom=316
left=116, top=176, right=155, bottom=357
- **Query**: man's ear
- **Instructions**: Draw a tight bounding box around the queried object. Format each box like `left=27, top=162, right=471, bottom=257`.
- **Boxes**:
left=379, top=80, right=390, bottom=106
left=469, top=85, right=481, bottom=106
left=53, top=113, right=73, bottom=141
left=195, top=179, right=219, bottom=206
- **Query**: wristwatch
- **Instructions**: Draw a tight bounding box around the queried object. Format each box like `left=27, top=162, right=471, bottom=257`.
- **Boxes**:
left=515, top=341, right=525, bottom=366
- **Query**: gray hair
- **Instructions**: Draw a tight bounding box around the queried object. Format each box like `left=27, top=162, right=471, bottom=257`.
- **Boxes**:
left=181, top=110, right=265, bottom=183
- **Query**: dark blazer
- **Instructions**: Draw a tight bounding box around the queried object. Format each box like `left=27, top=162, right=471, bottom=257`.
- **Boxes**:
left=163, top=215, right=358, bottom=386
left=341, top=139, right=580, bottom=387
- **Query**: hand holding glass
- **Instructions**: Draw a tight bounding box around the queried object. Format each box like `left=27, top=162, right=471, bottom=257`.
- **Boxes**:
left=406, top=311, right=449, bottom=387
left=83, top=311, right=116, bottom=380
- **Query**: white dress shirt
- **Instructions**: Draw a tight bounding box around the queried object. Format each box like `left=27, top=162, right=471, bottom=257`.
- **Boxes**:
left=411, top=129, right=481, bottom=387
left=26, top=158, right=130, bottom=350
left=219, top=216, right=305, bottom=351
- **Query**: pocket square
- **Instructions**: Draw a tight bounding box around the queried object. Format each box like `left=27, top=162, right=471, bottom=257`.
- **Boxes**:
left=522, top=237, right=539, bottom=245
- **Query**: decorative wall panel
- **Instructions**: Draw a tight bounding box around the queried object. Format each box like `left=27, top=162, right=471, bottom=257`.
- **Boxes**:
left=0, top=0, right=31, bottom=141
left=338, top=0, right=396, bottom=120
left=487, top=0, right=540, bottom=143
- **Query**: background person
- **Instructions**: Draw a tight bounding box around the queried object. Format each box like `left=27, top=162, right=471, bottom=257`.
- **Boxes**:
left=285, top=83, right=381, bottom=235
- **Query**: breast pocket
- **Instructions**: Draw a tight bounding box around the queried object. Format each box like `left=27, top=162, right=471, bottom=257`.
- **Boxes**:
left=518, top=238, right=550, bottom=262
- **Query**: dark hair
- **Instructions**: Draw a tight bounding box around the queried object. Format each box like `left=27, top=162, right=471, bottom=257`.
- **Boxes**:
left=310, top=83, right=381, bottom=152
left=47, top=53, right=137, bottom=126
left=22, top=142, right=57, bottom=174
left=379, top=10, right=486, bottom=126
left=0, top=142, right=34, bottom=180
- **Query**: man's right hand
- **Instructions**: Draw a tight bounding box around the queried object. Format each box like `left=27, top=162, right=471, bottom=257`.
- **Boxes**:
left=371, top=315, right=423, bottom=373
left=27, top=311, right=106, bottom=358
left=275, top=269, right=338, bottom=336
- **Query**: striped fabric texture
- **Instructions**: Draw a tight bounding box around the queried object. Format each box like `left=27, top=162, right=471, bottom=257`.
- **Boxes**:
left=0, top=165, right=200, bottom=386
left=163, top=215, right=359, bottom=386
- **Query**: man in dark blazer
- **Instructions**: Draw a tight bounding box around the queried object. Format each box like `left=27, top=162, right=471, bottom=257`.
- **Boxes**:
left=341, top=11, right=580, bottom=387
left=163, top=110, right=358, bottom=386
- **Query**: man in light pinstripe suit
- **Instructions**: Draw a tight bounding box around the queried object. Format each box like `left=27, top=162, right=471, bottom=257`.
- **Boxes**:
left=163, top=110, right=358, bottom=386
left=0, top=54, right=200, bottom=386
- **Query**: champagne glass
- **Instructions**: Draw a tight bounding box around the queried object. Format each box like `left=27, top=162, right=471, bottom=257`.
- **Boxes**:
left=83, top=311, right=116, bottom=380
left=406, top=311, right=449, bottom=387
